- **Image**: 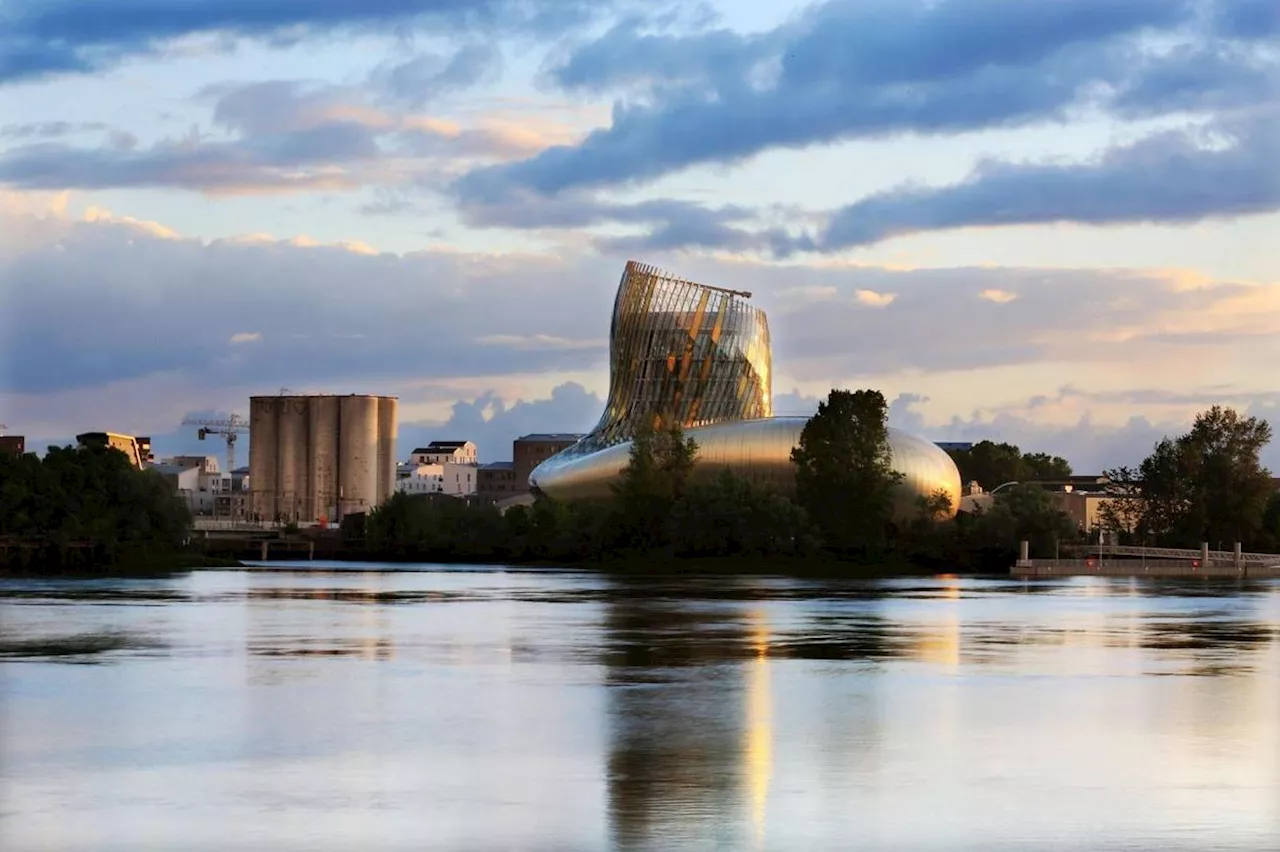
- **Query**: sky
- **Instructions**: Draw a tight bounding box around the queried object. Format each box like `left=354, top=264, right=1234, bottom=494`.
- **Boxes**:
left=1, top=0, right=1277, bottom=471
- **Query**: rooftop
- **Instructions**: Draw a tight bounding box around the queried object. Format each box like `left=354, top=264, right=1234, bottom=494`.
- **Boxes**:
left=516, top=433, right=585, bottom=442
left=480, top=461, right=515, bottom=470
left=411, top=441, right=471, bottom=454
left=150, top=462, right=198, bottom=475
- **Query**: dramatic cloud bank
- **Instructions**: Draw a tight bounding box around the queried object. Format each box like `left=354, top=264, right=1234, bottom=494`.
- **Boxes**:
left=815, top=112, right=1280, bottom=250
left=452, top=0, right=1279, bottom=249
left=0, top=0, right=617, bottom=83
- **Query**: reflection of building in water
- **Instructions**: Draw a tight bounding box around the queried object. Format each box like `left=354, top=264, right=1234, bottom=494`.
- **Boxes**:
left=604, top=592, right=755, bottom=850
left=911, top=575, right=962, bottom=669
left=244, top=577, right=395, bottom=685
left=744, top=608, right=773, bottom=847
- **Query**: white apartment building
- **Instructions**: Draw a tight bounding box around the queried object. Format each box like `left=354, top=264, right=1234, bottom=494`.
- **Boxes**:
left=396, top=462, right=477, bottom=497
left=408, top=440, right=478, bottom=466
left=154, top=455, right=227, bottom=514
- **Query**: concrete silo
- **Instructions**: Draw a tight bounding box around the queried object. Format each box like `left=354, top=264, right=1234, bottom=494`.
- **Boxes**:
left=376, top=396, right=398, bottom=506
left=338, top=395, right=380, bottom=518
left=277, top=396, right=310, bottom=522
left=249, top=393, right=398, bottom=525
left=248, top=397, right=279, bottom=521
left=308, top=395, right=340, bottom=523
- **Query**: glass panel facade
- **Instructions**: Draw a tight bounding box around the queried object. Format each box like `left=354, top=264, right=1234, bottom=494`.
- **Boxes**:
left=580, top=261, right=772, bottom=451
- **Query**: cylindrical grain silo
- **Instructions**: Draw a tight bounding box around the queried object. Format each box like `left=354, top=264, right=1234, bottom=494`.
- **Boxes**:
left=277, top=396, right=310, bottom=522
left=308, top=395, right=340, bottom=523
left=339, top=395, right=379, bottom=517
left=376, top=396, right=398, bottom=507
left=248, top=396, right=279, bottom=522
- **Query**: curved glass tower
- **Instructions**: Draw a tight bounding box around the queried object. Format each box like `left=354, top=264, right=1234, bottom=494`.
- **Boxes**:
left=583, top=260, right=772, bottom=450
left=530, top=261, right=962, bottom=518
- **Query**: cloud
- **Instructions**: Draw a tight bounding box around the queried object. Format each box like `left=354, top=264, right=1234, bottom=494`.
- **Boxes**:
left=5, top=201, right=1278, bottom=459
left=656, top=258, right=1280, bottom=381
left=979, top=289, right=1017, bottom=304
left=456, top=188, right=772, bottom=253
left=374, top=44, right=503, bottom=108
left=0, top=0, right=616, bottom=84
left=459, top=0, right=1233, bottom=198
left=0, top=121, right=108, bottom=139
left=0, top=80, right=563, bottom=194
left=0, top=201, right=619, bottom=395
left=816, top=111, right=1280, bottom=249
left=399, top=382, right=604, bottom=463
left=229, top=332, right=263, bottom=344
left=475, top=334, right=604, bottom=351
left=854, top=289, right=895, bottom=307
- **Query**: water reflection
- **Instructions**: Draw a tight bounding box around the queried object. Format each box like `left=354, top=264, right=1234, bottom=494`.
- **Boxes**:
left=1, top=570, right=1278, bottom=851
left=246, top=573, right=395, bottom=678
left=604, top=590, right=749, bottom=849
left=744, top=608, right=772, bottom=848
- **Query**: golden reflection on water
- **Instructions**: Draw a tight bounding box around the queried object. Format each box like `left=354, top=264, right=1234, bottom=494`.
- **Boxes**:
left=912, top=574, right=962, bottom=669
left=744, top=607, right=773, bottom=847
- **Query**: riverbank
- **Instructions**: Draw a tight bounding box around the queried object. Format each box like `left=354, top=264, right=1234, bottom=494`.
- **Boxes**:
left=0, top=550, right=244, bottom=578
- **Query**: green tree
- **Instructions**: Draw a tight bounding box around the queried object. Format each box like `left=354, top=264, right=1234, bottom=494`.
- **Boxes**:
left=791, top=389, right=903, bottom=556
left=1261, top=491, right=1280, bottom=552
left=0, top=446, right=191, bottom=566
left=966, top=484, right=1077, bottom=559
left=1179, top=406, right=1273, bottom=547
left=1022, top=452, right=1073, bottom=480
left=608, top=424, right=698, bottom=553
left=366, top=492, right=507, bottom=559
left=1107, top=406, right=1274, bottom=548
left=667, top=470, right=817, bottom=557
left=946, top=441, right=1072, bottom=491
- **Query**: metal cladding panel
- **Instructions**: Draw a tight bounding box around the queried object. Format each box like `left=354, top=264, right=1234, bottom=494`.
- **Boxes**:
left=579, top=260, right=772, bottom=452
left=530, top=418, right=962, bottom=522
left=308, top=396, right=340, bottom=522
left=376, top=397, right=398, bottom=507
left=277, top=396, right=310, bottom=521
left=248, top=396, right=279, bottom=519
left=339, top=396, right=379, bottom=516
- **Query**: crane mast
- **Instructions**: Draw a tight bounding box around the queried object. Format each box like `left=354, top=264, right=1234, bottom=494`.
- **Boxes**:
left=182, top=413, right=248, bottom=472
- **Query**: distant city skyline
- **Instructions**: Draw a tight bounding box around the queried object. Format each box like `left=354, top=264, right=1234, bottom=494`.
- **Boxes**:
left=2, top=0, right=1277, bottom=471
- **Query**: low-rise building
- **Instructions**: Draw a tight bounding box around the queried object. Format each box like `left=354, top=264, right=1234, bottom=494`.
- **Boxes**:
left=0, top=435, right=25, bottom=456
left=476, top=461, right=517, bottom=504
left=964, top=476, right=1138, bottom=536
left=150, top=462, right=203, bottom=509
left=409, top=440, right=478, bottom=466
left=76, top=432, right=154, bottom=468
left=214, top=466, right=251, bottom=519
left=396, top=462, right=477, bottom=497
left=158, top=455, right=226, bottom=515
left=513, top=433, right=583, bottom=491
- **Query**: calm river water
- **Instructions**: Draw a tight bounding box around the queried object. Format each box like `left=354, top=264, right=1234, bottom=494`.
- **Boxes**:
left=2, top=565, right=1278, bottom=851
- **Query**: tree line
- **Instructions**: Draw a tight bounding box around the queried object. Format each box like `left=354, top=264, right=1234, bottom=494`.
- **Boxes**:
left=5, top=396, right=1276, bottom=573
left=1098, top=406, right=1280, bottom=550
left=361, top=390, right=1084, bottom=570
left=0, top=446, right=191, bottom=568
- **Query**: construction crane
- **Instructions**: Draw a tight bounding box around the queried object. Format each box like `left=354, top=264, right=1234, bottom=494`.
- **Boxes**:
left=183, top=413, right=248, bottom=473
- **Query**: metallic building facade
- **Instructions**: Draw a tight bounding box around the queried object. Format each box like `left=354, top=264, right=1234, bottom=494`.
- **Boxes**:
left=530, top=262, right=962, bottom=519
left=584, top=260, right=771, bottom=450
left=531, top=417, right=961, bottom=519
left=249, top=394, right=398, bottom=523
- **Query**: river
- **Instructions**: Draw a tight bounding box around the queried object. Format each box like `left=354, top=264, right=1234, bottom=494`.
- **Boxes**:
left=2, top=565, right=1278, bottom=851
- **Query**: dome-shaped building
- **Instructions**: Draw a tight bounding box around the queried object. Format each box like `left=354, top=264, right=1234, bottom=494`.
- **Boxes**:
left=530, top=261, right=961, bottom=518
